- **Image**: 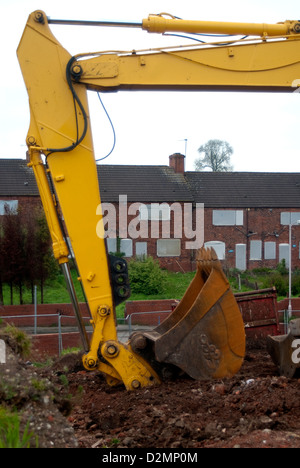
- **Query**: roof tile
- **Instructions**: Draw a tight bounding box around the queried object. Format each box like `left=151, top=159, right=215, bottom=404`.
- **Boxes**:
left=1, top=159, right=300, bottom=208
left=185, top=171, right=300, bottom=208
left=0, top=159, right=39, bottom=196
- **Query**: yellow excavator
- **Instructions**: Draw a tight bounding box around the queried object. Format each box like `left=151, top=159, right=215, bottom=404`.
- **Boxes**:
left=17, top=11, right=300, bottom=389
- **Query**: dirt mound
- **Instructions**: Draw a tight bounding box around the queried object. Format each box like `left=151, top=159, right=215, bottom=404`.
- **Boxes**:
left=2, top=333, right=300, bottom=448
left=0, top=334, right=78, bottom=448
left=65, top=341, right=300, bottom=448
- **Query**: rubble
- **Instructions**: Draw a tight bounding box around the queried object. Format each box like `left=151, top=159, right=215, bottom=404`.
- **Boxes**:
left=2, top=333, right=300, bottom=448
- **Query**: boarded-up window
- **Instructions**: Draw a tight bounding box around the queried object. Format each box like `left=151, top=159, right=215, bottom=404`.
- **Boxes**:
left=279, top=243, right=289, bottom=267
left=264, top=242, right=276, bottom=260
left=250, top=240, right=262, bottom=260
left=213, top=210, right=243, bottom=226
left=106, top=238, right=117, bottom=253
left=120, top=239, right=133, bottom=257
left=236, top=244, right=246, bottom=271
left=281, top=212, right=300, bottom=225
left=204, top=241, right=225, bottom=260
left=157, top=239, right=181, bottom=257
left=136, top=242, right=147, bottom=258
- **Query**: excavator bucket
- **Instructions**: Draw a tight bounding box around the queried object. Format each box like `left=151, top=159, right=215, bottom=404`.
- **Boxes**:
left=130, top=247, right=246, bottom=380
left=267, top=318, right=300, bottom=378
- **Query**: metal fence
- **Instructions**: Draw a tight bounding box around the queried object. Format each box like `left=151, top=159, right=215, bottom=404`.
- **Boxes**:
left=278, top=309, right=300, bottom=334
left=2, top=307, right=296, bottom=356
left=126, top=310, right=171, bottom=334
left=0, top=309, right=171, bottom=355
left=0, top=312, right=92, bottom=356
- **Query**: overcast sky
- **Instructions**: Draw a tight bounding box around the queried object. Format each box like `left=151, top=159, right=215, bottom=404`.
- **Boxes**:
left=1, top=0, right=300, bottom=172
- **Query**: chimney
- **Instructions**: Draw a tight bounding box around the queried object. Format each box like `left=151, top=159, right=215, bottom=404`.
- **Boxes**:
left=169, top=153, right=185, bottom=174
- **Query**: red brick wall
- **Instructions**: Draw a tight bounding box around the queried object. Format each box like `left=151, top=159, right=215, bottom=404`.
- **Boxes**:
left=30, top=332, right=93, bottom=361
left=106, top=201, right=196, bottom=272
left=6, top=196, right=300, bottom=272
left=169, top=153, right=185, bottom=174
left=204, top=207, right=300, bottom=270
left=277, top=298, right=300, bottom=312
left=0, top=196, right=41, bottom=214
left=125, top=299, right=177, bottom=326
left=0, top=303, right=90, bottom=327
left=4, top=296, right=292, bottom=361
left=0, top=303, right=92, bottom=361
left=110, top=204, right=300, bottom=271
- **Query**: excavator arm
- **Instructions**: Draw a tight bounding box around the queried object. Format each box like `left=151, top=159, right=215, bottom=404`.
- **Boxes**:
left=69, top=30, right=300, bottom=93
left=17, top=11, right=300, bottom=389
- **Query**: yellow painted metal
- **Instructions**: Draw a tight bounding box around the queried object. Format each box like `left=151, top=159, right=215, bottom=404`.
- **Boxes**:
left=77, top=37, right=300, bottom=92
left=27, top=149, right=69, bottom=264
left=101, top=341, right=161, bottom=390
left=17, top=13, right=115, bottom=326
left=142, top=14, right=297, bottom=37
left=17, top=11, right=162, bottom=389
left=17, top=10, right=300, bottom=389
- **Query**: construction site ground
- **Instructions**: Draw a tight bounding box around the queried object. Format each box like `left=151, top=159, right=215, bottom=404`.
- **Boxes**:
left=2, top=331, right=300, bottom=450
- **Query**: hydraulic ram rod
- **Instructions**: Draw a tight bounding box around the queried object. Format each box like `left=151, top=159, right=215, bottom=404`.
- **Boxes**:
left=47, top=18, right=143, bottom=28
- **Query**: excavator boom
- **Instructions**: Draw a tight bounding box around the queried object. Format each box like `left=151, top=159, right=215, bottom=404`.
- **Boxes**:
left=17, top=10, right=300, bottom=389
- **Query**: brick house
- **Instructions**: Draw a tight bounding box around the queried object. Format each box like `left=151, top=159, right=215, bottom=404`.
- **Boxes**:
left=1, top=156, right=300, bottom=272
left=97, top=160, right=195, bottom=272
left=0, top=158, right=40, bottom=215
left=185, top=170, right=300, bottom=271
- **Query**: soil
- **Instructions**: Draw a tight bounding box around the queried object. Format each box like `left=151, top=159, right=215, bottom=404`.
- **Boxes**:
left=2, top=335, right=300, bottom=449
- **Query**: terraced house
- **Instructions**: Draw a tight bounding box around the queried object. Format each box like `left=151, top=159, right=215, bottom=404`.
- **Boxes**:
left=1, top=154, right=300, bottom=272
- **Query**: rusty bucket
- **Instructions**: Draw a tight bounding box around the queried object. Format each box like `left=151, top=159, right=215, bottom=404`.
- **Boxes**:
left=133, top=247, right=246, bottom=380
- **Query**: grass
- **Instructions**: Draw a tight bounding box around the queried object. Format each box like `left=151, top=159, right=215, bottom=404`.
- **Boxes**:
left=0, top=324, right=32, bottom=358
left=1, top=268, right=85, bottom=305
left=0, top=262, right=296, bottom=319
left=0, top=268, right=195, bottom=319
left=0, top=407, right=38, bottom=448
left=115, top=269, right=195, bottom=317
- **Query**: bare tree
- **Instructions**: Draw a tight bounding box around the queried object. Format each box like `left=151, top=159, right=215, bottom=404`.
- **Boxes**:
left=195, top=139, right=233, bottom=172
